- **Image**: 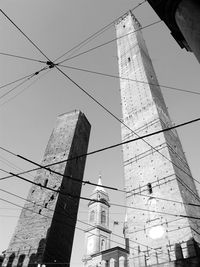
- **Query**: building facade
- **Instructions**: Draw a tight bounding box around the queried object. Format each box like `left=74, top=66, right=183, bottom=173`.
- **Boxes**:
left=83, top=176, right=129, bottom=267
left=115, top=12, right=200, bottom=266
left=147, top=0, right=200, bottom=63
left=3, top=110, right=91, bottom=267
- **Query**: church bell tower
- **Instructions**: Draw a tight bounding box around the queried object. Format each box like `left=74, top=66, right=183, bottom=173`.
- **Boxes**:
left=83, top=176, right=111, bottom=265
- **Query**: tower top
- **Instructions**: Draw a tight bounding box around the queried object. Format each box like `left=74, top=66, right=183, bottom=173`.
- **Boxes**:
left=89, top=175, right=109, bottom=207
left=94, top=174, right=106, bottom=193
left=115, top=10, right=141, bottom=28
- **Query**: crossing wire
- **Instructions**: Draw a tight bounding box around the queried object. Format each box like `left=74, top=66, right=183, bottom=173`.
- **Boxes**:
left=1, top=168, right=200, bottom=222
left=57, top=20, right=161, bottom=64
left=1, top=5, right=200, bottom=227
left=53, top=0, right=147, bottom=63
left=0, top=116, right=200, bottom=192
left=0, top=51, right=46, bottom=63
left=0, top=72, right=41, bottom=91
left=59, top=64, right=200, bottom=96
left=0, top=191, right=169, bottom=260
left=0, top=68, right=52, bottom=108
left=1, top=155, right=200, bottom=209
left=0, top=180, right=195, bottom=261
left=0, top=9, right=50, bottom=61
left=0, top=4, right=147, bottom=102
left=0, top=67, right=48, bottom=101
left=56, top=65, right=200, bottom=193
left=1, top=5, right=199, bottom=264
left=1, top=9, right=198, bottom=195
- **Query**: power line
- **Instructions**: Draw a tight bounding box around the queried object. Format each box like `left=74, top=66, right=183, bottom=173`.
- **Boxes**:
left=0, top=52, right=46, bottom=63
left=1, top=7, right=195, bottom=199
left=59, top=67, right=200, bottom=202
left=1, top=152, right=200, bottom=210
left=127, top=217, right=185, bottom=234
left=52, top=14, right=200, bottom=201
left=2, top=3, right=200, bottom=236
left=0, top=73, right=39, bottom=90
left=131, top=191, right=200, bottom=208
left=0, top=154, right=34, bottom=179
left=0, top=67, right=47, bottom=101
left=0, top=116, right=199, bottom=191
left=110, top=201, right=200, bottom=221
left=0, top=168, right=105, bottom=204
left=0, top=186, right=180, bottom=261
left=0, top=68, right=52, bottom=108
left=0, top=191, right=161, bottom=258
left=54, top=0, right=147, bottom=63
left=0, top=2, right=146, bottom=71
left=1, top=168, right=200, bottom=222
left=0, top=9, right=50, bottom=62
left=2, top=7, right=195, bottom=208
left=127, top=170, right=200, bottom=204
left=55, top=66, right=200, bottom=193
left=59, top=64, right=200, bottom=96
left=1, top=167, right=200, bottom=256
left=57, top=20, right=161, bottom=64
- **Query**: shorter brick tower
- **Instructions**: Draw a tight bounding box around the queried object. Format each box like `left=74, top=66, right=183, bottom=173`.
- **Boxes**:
left=3, top=110, right=91, bottom=267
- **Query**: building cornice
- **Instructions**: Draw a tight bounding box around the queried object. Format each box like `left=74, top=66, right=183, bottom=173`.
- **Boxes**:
left=85, top=225, right=112, bottom=234
left=147, top=0, right=191, bottom=51
left=91, top=246, right=129, bottom=257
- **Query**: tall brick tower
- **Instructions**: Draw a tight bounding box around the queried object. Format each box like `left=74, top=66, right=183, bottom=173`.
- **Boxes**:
left=2, top=110, right=91, bottom=267
left=116, top=12, right=200, bottom=266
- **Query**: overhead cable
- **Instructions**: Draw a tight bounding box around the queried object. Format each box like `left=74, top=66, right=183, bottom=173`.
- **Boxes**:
left=132, top=192, right=200, bottom=208
left=59, top=64, right=200, bottom=96
left=0, top=67, right=47, bottom=101
left=1, top=153, right=200, bottom=207
left=57, top=20, right=161, bottom=64
left=2, top=7, right=200, bottom=216
left=0, top=116, right=199, bottom=191
left=0, top=195, right=160, bottom=255
left=0, top=184, right=190, bottom=260
left=1, top=168, right=200, bottom=222
left=0, top=72, right=40, bottom=90
left=0, top=68, right=52, bottom=108
left=0, top=9, right=50, bottom=61
left=0, top=51, right=46, bottom=63
left=54, top=0, right=147, bottom=63
left=56, top=65, right=200, bottom=194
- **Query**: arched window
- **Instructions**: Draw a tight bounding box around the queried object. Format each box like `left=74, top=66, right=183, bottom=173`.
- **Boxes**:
left=147, top=183, right=152, bottom=194
left=101, top=239, right=106, bottom=251
left=90, top=210, right=95, bottom=222
left=101, top=210, right=106, bottom=224
left=17, top=254, right=25, bottom=267
left=44, top=179, right=48, bottom=187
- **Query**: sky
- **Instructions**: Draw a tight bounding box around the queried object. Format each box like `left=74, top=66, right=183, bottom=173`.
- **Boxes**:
left=0, top=0, right=200, bottom=266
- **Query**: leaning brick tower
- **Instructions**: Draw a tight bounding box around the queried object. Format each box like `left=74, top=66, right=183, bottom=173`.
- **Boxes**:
left=116, top=11, right=200, bottom=266
left=2, top=110, right=91, bottom=267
